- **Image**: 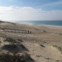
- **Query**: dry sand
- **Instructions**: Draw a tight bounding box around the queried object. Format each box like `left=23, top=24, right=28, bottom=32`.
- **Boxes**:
left=0, top=22, right=62, bottom=62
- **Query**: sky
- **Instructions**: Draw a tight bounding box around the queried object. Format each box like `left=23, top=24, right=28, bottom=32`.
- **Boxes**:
left=0, top=0, right=62, bottom=22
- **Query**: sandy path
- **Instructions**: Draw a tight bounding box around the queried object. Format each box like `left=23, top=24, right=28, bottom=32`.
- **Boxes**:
left=22, top=42, right=62, bottom=62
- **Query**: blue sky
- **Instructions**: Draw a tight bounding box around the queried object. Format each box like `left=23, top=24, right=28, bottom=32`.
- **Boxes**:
left=0, top=0, right=62, bottom=21
left=0, top=0, right=62, bottom=10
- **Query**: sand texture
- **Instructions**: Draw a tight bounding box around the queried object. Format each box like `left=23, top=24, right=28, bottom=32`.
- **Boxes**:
left=0, top=21, right=62, bottom=62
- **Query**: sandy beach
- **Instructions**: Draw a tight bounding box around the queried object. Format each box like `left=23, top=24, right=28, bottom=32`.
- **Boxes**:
left=0, top=22, right=62, bottom=62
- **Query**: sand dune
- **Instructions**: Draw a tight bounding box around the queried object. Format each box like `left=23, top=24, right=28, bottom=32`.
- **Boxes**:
left=0, top=21, right=62, bottom=62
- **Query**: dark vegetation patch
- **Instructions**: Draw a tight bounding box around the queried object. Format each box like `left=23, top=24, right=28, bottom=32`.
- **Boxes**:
left=40, top=44, right=45, bottom=47
left=0, top=37, right=33, bottom=62
left=17, top=38, right=23, bottom=42
left=0, top=53, right=34, bottom=62
left=59, top=33, right=62, bottom=35
left=2, top=44, right=29, bottom=53
left=5, top=37, right=17, bottom=43
left=43, top=30, right=47, bottom=33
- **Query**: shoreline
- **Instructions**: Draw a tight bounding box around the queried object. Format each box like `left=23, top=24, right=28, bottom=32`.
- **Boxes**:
left=17, top=21, right=62, bottom=29
left=19, top=23, right=62, bottom=29
left=39, top=25, right=62, bottom=29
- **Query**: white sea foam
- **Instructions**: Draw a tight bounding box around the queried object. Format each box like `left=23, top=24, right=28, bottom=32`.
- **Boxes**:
left=17, top=21, right=34, bottom=26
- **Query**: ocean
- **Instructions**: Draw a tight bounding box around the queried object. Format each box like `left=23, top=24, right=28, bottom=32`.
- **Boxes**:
left=18, top=21, right=62, bottom=27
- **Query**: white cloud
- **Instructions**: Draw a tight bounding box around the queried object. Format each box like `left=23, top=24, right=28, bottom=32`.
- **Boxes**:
left=40, top=10, right=62, bottom=20
left=0, top=6, right=62, bottom=22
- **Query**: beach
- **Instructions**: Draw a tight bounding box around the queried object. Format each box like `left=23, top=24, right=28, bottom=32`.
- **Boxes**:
left=0, top=21, right=62, bottom=62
